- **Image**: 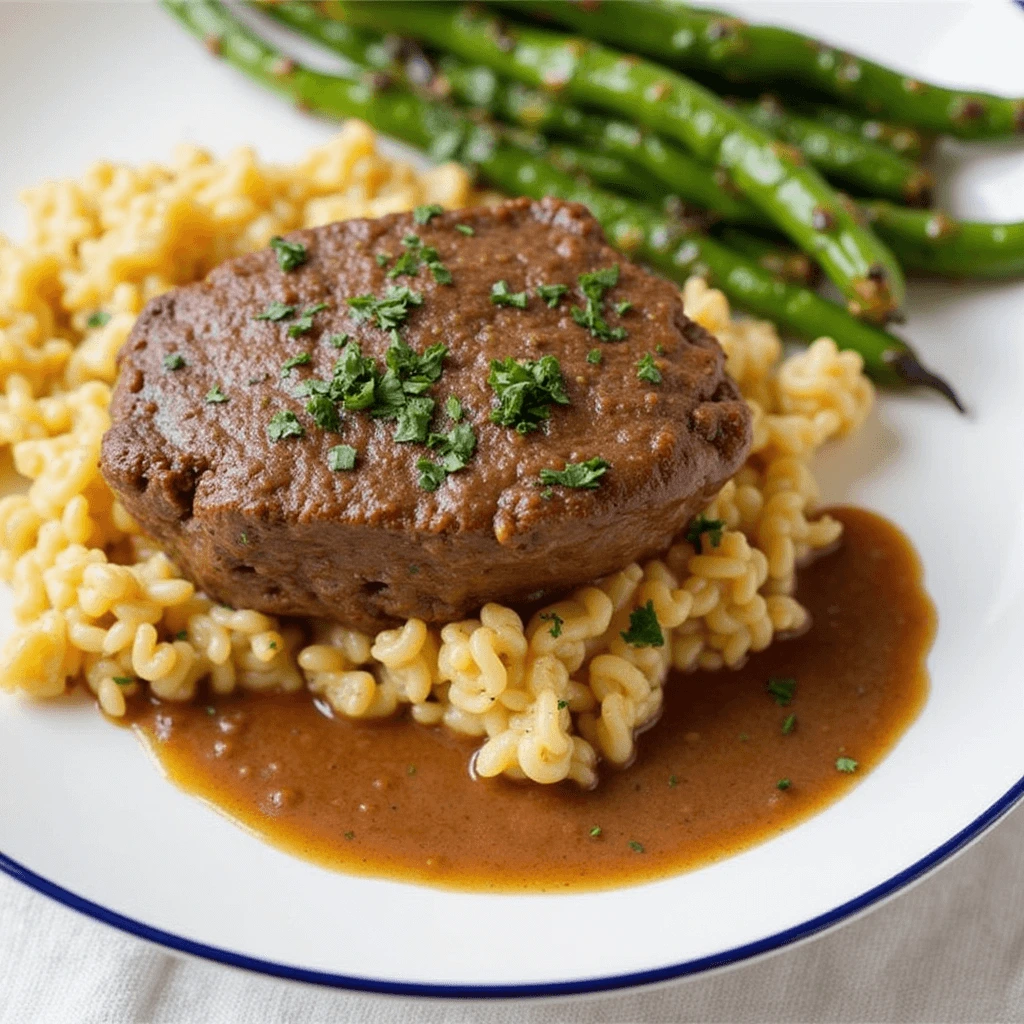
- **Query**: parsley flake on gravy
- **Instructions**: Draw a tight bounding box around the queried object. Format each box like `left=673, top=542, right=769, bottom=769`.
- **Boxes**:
left=329, top=333, right=350, bottom=349
left=636, top=352, right=663, bottom=384
left=782, top=713, right=797, bottom=735
left=305, top=394, right=340, bottom=432
left=375, top=251, right=392, bottom=268
left=267, top=409, right=304, bottom=441
left=389, top=234, right=452, bottom=285
left=490, top=280, right=529, bottom=309
left=535, top=283, right=568, bottom=308
left=685, top=514, right=725, bottom=553
left=777, top=778, right=792, bottom=791
left=571, top=264, right=628, bottom=342
left=589, top=826, right=602, bottom=838
left=254, top=300, right=296, bottom=322
left=287, top=302, right=329, bottom=339
left=393, top=396, right=435, bottom=444
left=86, top=310, right=111, bottom=329
left=413, top=203, right=444, bottom=225
left=767, top=676, right=796, bottom=706
left=586, top=348, right=602, bottom=365
left=281, top=352, right=312, bottom=376
left=614, top=300, right=633, bottom=315
left=455, top=223, right=475, bottom=236
left=416, top=458, right=448, bottom=492
left=347, top=285, right=423, bottom=331
left=269, top=235, right=308, bottom=271
left=487, top=355, right=569, bottom=434
left=539, top=457, right=610, bottom=490
left=628, top=840, right=645, bottom=853
left=445, top=395, right=463, bottom=422
left=540, top=611, right=564, bottom=638
left=205, top=384, right=228, bottom=404
left=328, top=444, right=357, bottom=471
left=836, top=757, right=859, bottom=773
left=162, top=353, right=186, bottom=371
left=620, top=600, right=664, bottom=648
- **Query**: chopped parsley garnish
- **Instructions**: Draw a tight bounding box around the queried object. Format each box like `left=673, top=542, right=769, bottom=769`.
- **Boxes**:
left=112, top=676, right=134, bottom=686
left=445, top=395, right=463, bottom=421
left=329, top=333, right=350, bottom=349
left=637, top=352, right=663, bottom=384
left=328, top=444, right=357, bottom=471
left=571, top=264, right=627, bottom=342
left=538, top=457, right=610, bottom=491
left=589, top=826, right=602, bottom=838
left=281, top=352, right=312, bottom=376
left=344, top=830, right=355, bottom=840
left=416, top=458, right=448, bottom=492
left=86, top=311, right=111, bottom=329
left=287, top=302, right=328, bottom=339
left=490, top=280, right=528, bottom=309
left=413, top=203, right=444, bottom=225
left=455, top=223, right=475, bottom=236
left=782, top=713, right=797, bottom=735
left=385, top=336, right=447, bottom=390
left=777, top=778, right=792, bottom=791
left=408, top=565, right=420, bottom=575
left=586, top=348, right=602, bottom=365
left=238, top=534, right=248, bottom=546
left=407, top=764, right=417, bottom=776
left=305, top=394, right=340, bottom=432
left=205, top=385, right=228, bottom=404
left=628, top=840, right=645, bottom=853
left=163, top=353, right=186, bottom=371
left=375, top=252, right=392, bottom=268
left=267, top=409, right=304, bottom=441
left=347, top=285, right=423, bottom=331
left=540, top=611, right=563, bottom=638
left=668, top=775, right=679, bottom=788
left=176, top=630, right=189, bottom=640
left=614, top=300, right=633, bottom=315
left=254, top=301, right=296, bottom=322
left=540, top=488, right=554, bottom=501
left=685, top=514, right=725, bottom=553
left=836, top=757, right=859, bottom=773
left=535, top=283, right=568, bottom=308
left=426, top=421, right=477, bottom=472
left=767, top=677, right=796, bottom=706
left=393, top=396, right=435, bottom=444
left=557, top=700, right=568, bottom=709
left=269, top=235, right=308, bottom=271
left=388, top=234, right=451, bottom=285
left=620, top=600, right=664, bottom=648
left=487, top=355, right=569, bottom=434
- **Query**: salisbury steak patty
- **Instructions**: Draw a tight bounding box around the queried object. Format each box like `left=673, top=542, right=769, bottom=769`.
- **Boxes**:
left=101, top=198, right=751, bottom=632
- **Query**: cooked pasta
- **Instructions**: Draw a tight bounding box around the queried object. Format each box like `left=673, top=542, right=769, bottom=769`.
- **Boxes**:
left=0, top=125, right=873, bottom=788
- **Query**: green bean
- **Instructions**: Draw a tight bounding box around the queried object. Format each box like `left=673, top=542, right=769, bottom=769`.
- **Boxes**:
left=737, top=96, right=933, bottom=205
left=863, top=202, right=1024, bottom=279
left=163, top=0, right=961, bottom=407
left=712, top=227, right=820, bottom=286
left=499, top=0, right=1024, bottom=140
left=788, top=101, right=931, bottom=160
left=331, top=1, right=907, bottom=323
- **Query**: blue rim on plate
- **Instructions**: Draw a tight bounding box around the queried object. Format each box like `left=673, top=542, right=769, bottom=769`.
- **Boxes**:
left=2, top=775, right=1023, bottom=997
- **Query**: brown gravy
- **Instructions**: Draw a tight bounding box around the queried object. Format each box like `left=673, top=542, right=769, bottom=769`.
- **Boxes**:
left=128, top=507, right=934, bottom=892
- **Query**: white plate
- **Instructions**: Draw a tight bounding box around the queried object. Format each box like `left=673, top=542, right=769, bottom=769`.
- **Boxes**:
left=1, top=0, right=1023, bottom=999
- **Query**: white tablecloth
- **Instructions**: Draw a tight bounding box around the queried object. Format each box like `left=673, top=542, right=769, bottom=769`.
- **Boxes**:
left=1, top=801, right=1022, bottom=1024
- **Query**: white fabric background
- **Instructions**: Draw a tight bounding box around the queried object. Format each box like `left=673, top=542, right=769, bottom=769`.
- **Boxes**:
left=1, top=801, right=1022, bottom=1023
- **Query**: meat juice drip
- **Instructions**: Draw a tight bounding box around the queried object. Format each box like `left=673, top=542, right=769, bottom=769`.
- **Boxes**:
left=127, top=507, right=934, bottom=892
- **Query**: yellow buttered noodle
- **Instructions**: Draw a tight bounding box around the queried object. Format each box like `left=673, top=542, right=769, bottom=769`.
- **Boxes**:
left=0, top=125, right=873, bottom=788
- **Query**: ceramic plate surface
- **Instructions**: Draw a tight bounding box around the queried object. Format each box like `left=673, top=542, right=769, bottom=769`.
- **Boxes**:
left=1, top=0, right=1023, bottom=998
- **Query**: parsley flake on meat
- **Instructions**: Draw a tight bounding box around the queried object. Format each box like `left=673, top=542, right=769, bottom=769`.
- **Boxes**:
left=538, top=457, right=610, bottom=490
left=327, top=444, right=357, bottom=471
left=205, top=384, right=228, bottom=404
left=287, top=302, right=329, bottom=338
left=637, top=352, right=663, bottom=384
left=269, top=235, right=308, bottom=271
left=836, top=757, right=859, bottom=773
left=281, top=352, right=312, bottom=376
left=162, top=353, right=186, bottom=371
left=620, top=600, right=664, bottom=648
left=254, top=301, right=296, bottom=322
left=767, top=677, right=796, bottom=706
left=413, top=203, right=444, bottom=225
left=487, top=355, right=569, bottom=434
left=490, top=280, right=529, bottom=309
left=86, top=311, right=111, bottom=329
left=267, top=409, right=304, bottom=441
left=535, top=283, right=568, bottom=308
left=685, top=514, right=725, bottom=553
left=571, top=264, right=628, bottom=342
left=540, top=611, right=563, bottom=638
left=347, top=285, right=423, bottom=331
